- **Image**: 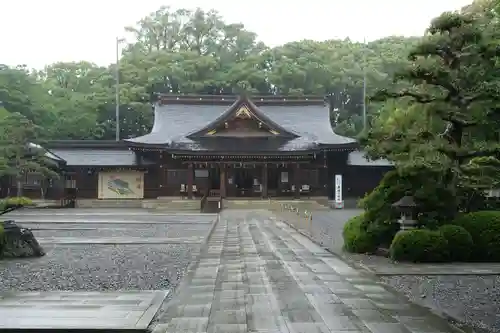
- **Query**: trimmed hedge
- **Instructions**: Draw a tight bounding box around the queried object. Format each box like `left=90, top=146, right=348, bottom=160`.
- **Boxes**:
left=0, top=224, right=4, bottom=256
left=454, top=211, right=500, bottom=261
left=389, top=229, right=449, bottom=262
left=4, top=196, right=33, bottom=207
left=342, top=214, right=378, bottom=254
left=438, top=225, right=473, bottom=262
left=0, top=196, right=33, bottom=211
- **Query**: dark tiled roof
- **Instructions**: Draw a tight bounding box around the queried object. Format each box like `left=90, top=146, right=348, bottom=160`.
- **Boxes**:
left=28, top=143, right=65, bottom=163
left=47, top=148, right=150, bottom=166
left=187, top=97, right=298, bottom=139
left=125, top=96, right=357, bottom=152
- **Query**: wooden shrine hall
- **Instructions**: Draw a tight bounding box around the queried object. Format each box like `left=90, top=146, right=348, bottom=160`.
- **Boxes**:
left=7, top=94, right=392, bottom=201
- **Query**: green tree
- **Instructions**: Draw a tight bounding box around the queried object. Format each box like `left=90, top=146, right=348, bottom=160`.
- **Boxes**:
left=0, top=6, right=445, bottom=143
left=365, top=10, right=500, bottom=215
left=0, top=113, right=58, bottom=197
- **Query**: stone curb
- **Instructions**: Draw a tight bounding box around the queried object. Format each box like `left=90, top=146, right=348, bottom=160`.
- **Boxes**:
left=148, top=213, right=221, bottom=331
left=272, top=213, right=470, bottom=333
left=370, top=271, right=500, bottom=276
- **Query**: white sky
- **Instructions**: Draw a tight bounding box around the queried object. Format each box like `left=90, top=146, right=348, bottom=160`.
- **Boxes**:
left=2, top=0, right=473, bottom=69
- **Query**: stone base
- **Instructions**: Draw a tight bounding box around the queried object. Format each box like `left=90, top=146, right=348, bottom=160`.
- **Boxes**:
left=1, top=220, right=45, bottom=258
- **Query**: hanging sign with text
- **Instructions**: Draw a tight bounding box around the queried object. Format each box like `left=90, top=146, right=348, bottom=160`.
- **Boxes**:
left=334, top=174, right=344, bottom=208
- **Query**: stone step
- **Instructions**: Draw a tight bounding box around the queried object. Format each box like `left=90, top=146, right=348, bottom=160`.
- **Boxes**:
left=150, top=200, right=201, bottom=211
left=76, top=199, right=143, bottom=208
left=222, top=199, right=328, bottom=211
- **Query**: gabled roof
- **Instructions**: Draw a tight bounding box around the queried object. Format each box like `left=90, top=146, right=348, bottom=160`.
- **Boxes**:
left=28, top=143, right=65, bottom=164
left=48, top=149, right=140, bottom=166
left=43, top=141, right=154, bottom=167
left=125, top=94, right=357, bottom=152
left=186, top=96, right=298, bottom=139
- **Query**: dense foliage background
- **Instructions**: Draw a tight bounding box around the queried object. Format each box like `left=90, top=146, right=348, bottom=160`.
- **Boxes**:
left=2, top=0, right=500, bottom=262
left=0, top=5, right=427, bottom=140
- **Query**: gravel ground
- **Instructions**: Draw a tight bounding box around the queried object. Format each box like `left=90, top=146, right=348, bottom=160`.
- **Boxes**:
left=29, top=224, right=211, bottom=238
left=0, top=244, right=199, bottom=292
left=278, top=209, right=361, bottom=254
left=381, top=275, right=500, bottom=333
left=310, top=209, right=361, bottom=253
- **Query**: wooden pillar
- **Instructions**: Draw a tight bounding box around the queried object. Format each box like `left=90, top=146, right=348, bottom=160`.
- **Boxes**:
left=159, top=164, right=166, bottom=197
left=262, top=164, right=268, bottom=198
left=75, top=168, right=82, bottom=199
left=220, top=164, right=226, bottom=198
left=294, top=163, right=300, bottom=199
left=187, top=163, right=194, bottom=199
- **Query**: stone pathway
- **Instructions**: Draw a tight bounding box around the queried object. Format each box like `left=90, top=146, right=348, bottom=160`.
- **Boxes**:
left=0, top=291, right=167, bottom=329
left=153, top=209, right=458, bottom=333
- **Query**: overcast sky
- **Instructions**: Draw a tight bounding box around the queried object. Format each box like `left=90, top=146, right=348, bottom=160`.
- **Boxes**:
left=2, top=0, right=473, bottom=69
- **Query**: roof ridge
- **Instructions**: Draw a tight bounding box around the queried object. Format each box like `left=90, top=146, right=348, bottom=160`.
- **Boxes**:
left=156, top=94, right=326, bottom=106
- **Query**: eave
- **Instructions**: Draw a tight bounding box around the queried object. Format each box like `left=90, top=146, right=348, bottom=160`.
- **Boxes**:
left=45, top=140, right=128, bottom=149
left=155, top=93, right=326, bottom=106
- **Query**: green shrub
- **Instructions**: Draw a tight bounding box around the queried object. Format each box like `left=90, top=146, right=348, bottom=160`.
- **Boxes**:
left=365, top=221, right=400, bottom=248
left=389, top=229, right=449, bottom=262
left=1, top=196, right=34, bottom=208
left=454, top=211, right=500, bottom=261
left=0, top=224, right=4, bottom=257
left=360, top=169, right=457, bottom=231
left=342, top=214, right=378, bottom=253
left=438, top=225, right=473, bottom=262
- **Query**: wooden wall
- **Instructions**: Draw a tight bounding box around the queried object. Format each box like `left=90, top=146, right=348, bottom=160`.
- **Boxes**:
left=1, top=151, right=392, bottom=200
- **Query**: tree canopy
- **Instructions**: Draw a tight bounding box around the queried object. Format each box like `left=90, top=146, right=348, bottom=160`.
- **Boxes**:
left=0, top=5, right=423, bottom=140
left=361, top=0, right=500, bottom=217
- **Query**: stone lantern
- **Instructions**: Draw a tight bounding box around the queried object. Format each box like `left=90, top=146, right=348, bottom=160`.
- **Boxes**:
left=392, top=195, right=418, bottom=230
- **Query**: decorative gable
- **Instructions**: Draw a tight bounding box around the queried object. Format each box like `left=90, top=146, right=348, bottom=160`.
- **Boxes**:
left=203, top=104, right=282, bottom=137
left=187, top=96, right=298, bottom=139
left=235, top=105, right=252, bottom=119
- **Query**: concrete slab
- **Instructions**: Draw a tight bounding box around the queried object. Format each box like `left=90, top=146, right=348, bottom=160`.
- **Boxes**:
left=342, top=253, right=500, bottom=275
left=151, top=209, right=463, bottom=333
left=0, top=291, right=167, bottom=329
left=35, top=236, right=205, bottom=244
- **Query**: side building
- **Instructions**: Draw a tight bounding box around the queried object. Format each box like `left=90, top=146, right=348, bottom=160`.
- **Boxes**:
left=3, top=94, right=393, bottom=201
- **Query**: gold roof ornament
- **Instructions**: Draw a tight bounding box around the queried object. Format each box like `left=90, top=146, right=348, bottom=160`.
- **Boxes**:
left=235, top=104, right=252, bottom=119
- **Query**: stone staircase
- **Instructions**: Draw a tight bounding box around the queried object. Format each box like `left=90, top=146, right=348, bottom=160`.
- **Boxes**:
left=76, top=198, right=202, bottom=211
left=74, top=197, right=334, bottom=211
left=222, top=199, right=272, bottom=210
left=271, top=199, right=330, bottom=212
left=144, top=198, right=201, bottom=212
left=223, top=198, right=329, bottom=211
left=76, top=199, right=143, bottom=208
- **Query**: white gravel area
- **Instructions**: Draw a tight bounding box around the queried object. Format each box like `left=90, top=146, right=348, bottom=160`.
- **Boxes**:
left=0, top=244, right=199, bottom=292
left=29, top=224, right=211, bottom=238
left=381, top=275, right=500, bottom=333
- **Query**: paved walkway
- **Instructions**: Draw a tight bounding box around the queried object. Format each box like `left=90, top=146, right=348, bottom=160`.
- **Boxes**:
left=153, top=210, right=458, bottom=333
left=0, top=291, right=166, bottom=329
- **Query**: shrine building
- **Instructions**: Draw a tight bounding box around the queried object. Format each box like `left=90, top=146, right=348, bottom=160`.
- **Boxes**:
left=4, top=94, right=392, bottom=202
